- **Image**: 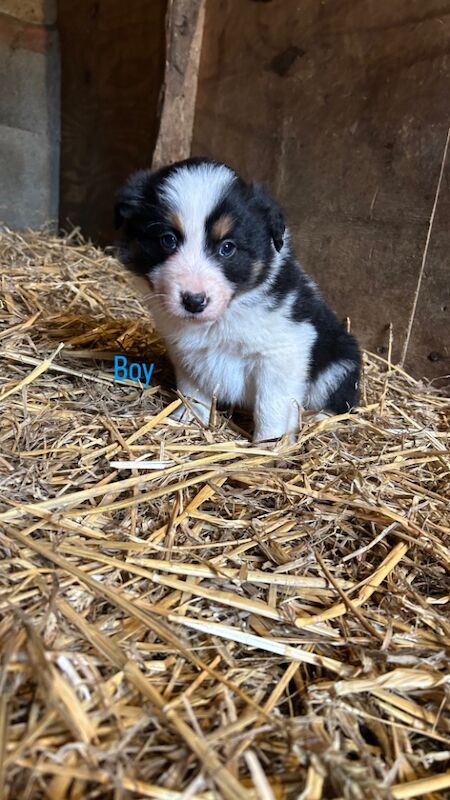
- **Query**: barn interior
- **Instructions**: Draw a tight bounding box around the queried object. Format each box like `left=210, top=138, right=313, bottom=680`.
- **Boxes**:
left=0, top=2, right=449, bottom=799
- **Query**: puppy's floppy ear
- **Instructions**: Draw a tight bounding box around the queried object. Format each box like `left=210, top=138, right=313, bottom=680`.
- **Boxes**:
left=114, top=169, right=153, bottom=230
left=250, top=183, right=286, bottom=252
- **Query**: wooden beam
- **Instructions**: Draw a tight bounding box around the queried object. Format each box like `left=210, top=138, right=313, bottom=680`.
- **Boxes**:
left=152, top=0, right=206, bottom=168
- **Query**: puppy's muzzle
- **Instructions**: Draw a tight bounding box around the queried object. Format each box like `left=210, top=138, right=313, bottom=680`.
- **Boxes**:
left=181, top=291, right=209, bottom=314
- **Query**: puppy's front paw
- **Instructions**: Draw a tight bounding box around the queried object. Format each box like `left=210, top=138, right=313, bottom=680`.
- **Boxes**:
left=253, top=436, right=279, bottom=450
left=253, top=429, right=297, bottom=447
left=170, top=403, right=191, bottom=422
left=170, top=400, right=210, bottom=426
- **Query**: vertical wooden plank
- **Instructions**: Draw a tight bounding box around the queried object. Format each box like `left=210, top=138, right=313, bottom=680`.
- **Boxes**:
left=152, top=0, right=206, bottom=168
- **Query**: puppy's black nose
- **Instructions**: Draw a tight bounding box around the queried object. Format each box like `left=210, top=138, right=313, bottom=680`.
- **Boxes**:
left=181, top=292, right=209, bottom=314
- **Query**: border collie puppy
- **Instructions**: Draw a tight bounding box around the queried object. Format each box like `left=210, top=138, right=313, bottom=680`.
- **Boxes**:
left=115, top=158, right=360, bottom=443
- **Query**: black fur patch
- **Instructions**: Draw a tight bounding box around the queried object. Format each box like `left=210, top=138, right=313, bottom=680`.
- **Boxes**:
left=204, top=180, right=279, bottom=289
left=308, top=305, right=361, bottom=385
left=326, top=365, right=360, bottom=413
left=266, top=253, right=361, bottom=405
left=249, top=183, right=285, bottom=251
left=114, top=166, right=184, bottom=275
left=268, top=254, right=316, bottom=317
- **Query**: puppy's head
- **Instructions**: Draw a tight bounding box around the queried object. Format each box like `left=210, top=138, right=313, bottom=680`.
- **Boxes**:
left=115, top=158, right=285, bottom=323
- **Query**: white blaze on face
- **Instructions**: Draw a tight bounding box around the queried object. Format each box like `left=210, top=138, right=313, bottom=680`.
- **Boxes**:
left=150, top=163, right=236, bottom=322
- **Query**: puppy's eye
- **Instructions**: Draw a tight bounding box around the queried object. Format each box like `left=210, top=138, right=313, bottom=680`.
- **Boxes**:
left=160, top=233, right=178, bottom=253
left=218, top=240, right=236, bottom=258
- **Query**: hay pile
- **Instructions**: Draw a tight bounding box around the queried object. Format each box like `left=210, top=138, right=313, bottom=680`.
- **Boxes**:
left=0, top=229, right=449, bottom=800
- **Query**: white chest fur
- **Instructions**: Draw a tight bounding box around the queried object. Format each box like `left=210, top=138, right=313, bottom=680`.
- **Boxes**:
left=150, top=289, right=317, bottom=441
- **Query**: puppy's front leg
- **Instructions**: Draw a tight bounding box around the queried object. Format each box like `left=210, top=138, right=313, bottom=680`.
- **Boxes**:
left=253, top=364, right=303, bottom=444
left=171, top=365, right=211, bottom=425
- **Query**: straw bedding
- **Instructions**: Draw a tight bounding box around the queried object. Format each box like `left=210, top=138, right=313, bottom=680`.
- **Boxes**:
left=0, top=228, right=449, bottom=800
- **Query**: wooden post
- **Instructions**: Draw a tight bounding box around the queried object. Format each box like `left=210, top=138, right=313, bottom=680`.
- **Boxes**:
left=152, top=0, right=206, bottom=169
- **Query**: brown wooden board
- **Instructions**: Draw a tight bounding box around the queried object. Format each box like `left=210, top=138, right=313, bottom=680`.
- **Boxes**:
left=58, top=0, right=167, bottom=245
left=191, top=0, right=450, bottom=380
left=152, top=0, right=205, bottom=169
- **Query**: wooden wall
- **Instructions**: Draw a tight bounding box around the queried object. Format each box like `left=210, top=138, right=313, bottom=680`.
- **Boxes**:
left=192, top=0, right=450, bottom=379
left=58, top=0, right=167, bottom=244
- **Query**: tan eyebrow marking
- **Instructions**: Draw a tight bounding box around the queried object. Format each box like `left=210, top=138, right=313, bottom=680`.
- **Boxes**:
left=168, top=211, right=184, bottom=234
left=211, top=214, right=234, bottom=240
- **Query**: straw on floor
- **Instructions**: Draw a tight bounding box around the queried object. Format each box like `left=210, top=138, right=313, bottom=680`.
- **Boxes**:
left=0, top=229, right=449, bottom=800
